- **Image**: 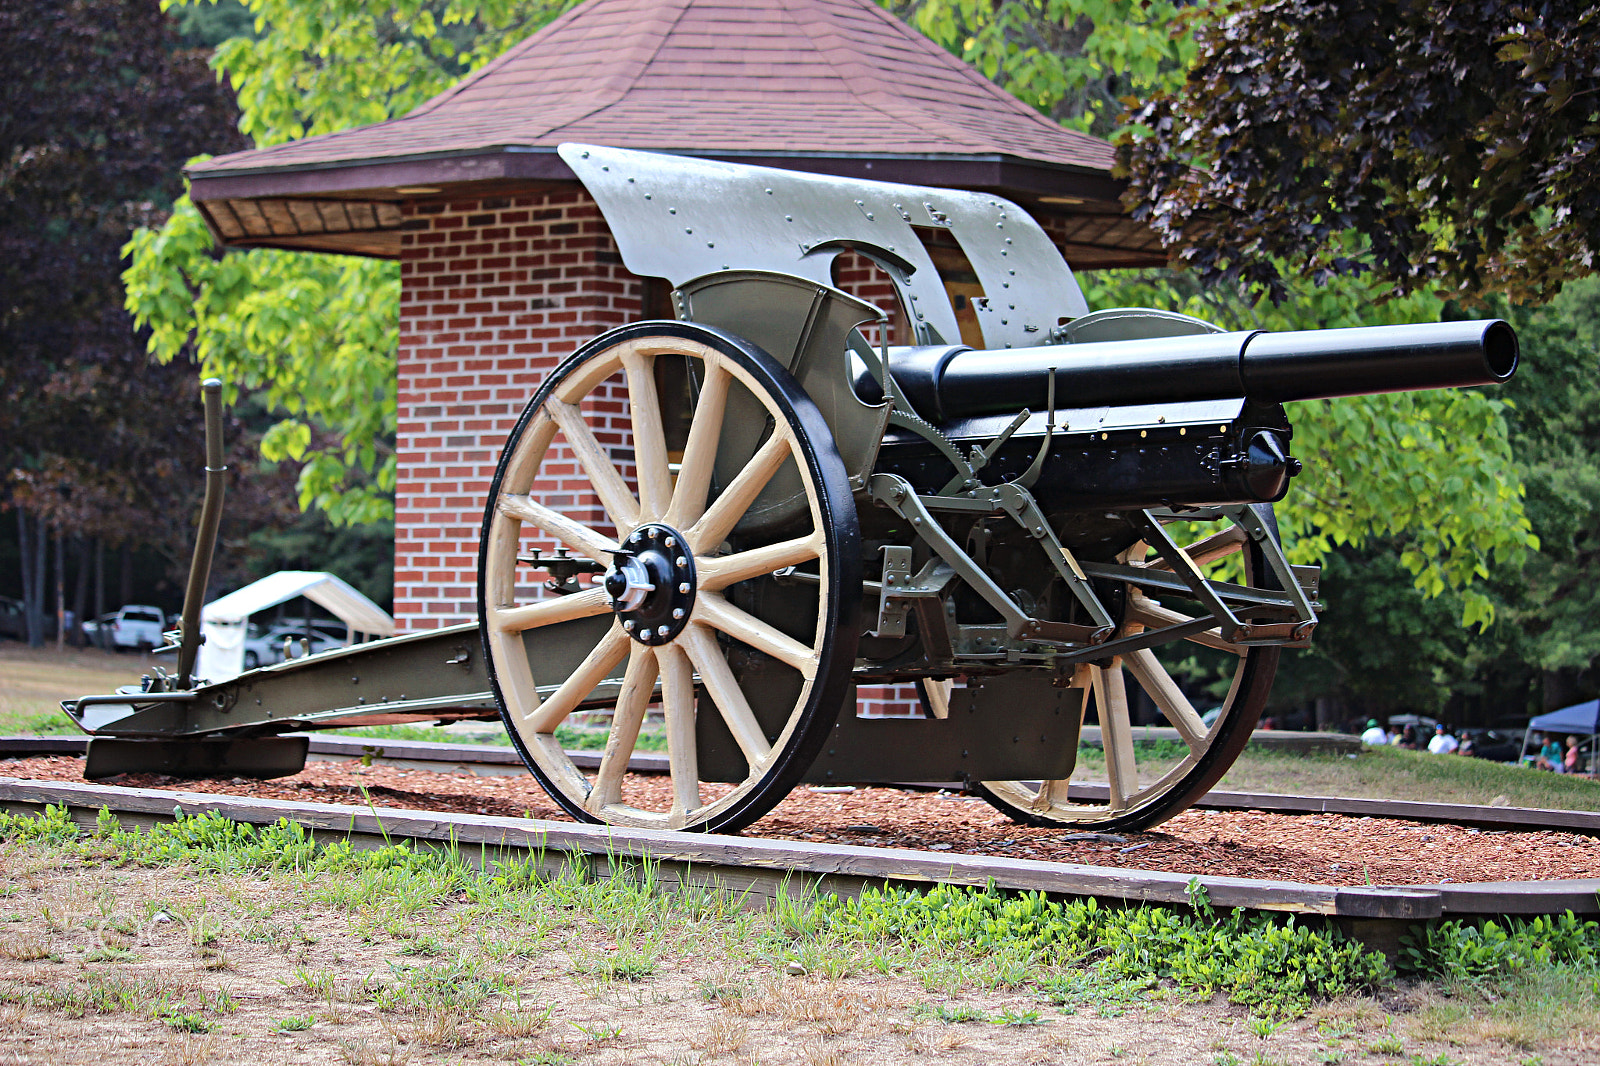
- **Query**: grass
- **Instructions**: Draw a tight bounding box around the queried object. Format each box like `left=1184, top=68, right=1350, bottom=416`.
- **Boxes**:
left=1, top=804, right=1597, bottom=1062
left=1213, top=744, right=1600, bottom=811
left=0, top=641, right=139, bottom=735
left=1068, top=737, right=1600, bottom=811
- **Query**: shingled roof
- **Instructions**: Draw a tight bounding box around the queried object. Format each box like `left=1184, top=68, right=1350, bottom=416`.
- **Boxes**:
left=187, top=0, right=1163, bottom=266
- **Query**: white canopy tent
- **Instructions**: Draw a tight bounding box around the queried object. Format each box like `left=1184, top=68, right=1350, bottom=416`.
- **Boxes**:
left=196, top=571, right=395, bottom=681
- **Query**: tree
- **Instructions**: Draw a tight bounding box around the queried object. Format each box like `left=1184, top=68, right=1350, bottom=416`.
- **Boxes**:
left=1118, top=0, right=1600, bottom=306
left=885, top=0, right=1197, bottom=136
left=124, top=0, right=578, bottom=526
left=0, top=0, right=247, bottom=643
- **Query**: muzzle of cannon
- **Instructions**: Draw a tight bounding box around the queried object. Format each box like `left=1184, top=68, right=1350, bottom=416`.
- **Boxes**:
left=64, top=144, right=1521, bottom=839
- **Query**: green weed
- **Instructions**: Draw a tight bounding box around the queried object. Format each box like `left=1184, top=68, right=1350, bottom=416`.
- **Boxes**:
left=1398, top=913, right=1600, bottom=984
left=812, top=878, right=1389, bottom=1016
left=911, top=1001, right=991, bottom=1024
left=158, top=1006, right=210, bottom=1033
left=993, top=1006, right=1042, bottom=1026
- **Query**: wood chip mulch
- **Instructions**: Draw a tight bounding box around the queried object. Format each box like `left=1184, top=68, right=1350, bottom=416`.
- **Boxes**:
left=5, top=754, right=1598, bottom=888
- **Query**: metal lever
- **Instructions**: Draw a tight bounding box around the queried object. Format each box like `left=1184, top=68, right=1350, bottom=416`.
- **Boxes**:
left=176, top=379, right=227, bottom=690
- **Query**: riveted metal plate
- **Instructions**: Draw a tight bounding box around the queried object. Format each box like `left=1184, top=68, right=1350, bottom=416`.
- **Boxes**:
left=560, top=143, right=1089, bottom=351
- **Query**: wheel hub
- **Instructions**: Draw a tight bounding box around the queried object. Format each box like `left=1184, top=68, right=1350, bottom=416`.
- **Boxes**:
left=605, top=523, right=696, bottom=645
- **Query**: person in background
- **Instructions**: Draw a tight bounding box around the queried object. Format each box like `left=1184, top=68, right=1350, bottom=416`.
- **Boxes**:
left=1540, top=734, right=1566, bottom=772
left=1565, top=734, right=1587, bottom=775
left=1427, top=725, right=1459, bottom=755
left=1396, top=725, right=1420, bottom=750
left=1361, top=718, right=1389, bottom=746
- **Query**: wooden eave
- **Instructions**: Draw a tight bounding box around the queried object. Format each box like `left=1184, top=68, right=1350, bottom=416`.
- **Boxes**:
left=189, top=145, right=1166, bottom=267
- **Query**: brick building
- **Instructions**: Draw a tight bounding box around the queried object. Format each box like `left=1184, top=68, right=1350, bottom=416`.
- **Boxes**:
left=186, top=0, right=1166, bottom=715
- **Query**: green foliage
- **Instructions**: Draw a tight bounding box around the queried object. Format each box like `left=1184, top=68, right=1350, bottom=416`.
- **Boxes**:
left=1397, top=912, right=1600, bottom=984
left=124, top=202, right=401, bottom=524
left=884, top=0, right=1195, bottom=135
left=1487, top=277, right=1600, bottom=672
left=124, top=1, right=580, bottom=525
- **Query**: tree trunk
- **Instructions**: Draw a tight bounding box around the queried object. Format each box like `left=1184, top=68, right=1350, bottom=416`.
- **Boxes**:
left=119, top=541, right=132, bottom=606
left=54, top=528, right=65, bottom=651
left=94, top=537, right=104, bottom=620
left=72, top=536, right=90, bottom=646
left=17, top=507, right=47, bottom=647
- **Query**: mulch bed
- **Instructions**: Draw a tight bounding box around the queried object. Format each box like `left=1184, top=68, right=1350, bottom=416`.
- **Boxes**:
left=4, top=753, right=1598, bottom=887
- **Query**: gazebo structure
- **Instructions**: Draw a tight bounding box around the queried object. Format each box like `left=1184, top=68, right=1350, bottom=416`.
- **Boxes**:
left=185, top=0, right=1166, bottom=712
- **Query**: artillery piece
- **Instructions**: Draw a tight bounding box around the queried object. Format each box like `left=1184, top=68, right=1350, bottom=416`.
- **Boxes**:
left=64, top=145, right=1518, bottom=834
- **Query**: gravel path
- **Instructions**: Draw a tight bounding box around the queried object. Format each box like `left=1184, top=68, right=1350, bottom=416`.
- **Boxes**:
left=6, top=754, right=1597, bottom=886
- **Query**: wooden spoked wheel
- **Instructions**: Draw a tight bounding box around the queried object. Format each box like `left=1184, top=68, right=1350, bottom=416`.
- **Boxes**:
left=970, top=511, right=1281, bottom=833
left=478, top=322, right=860, bottom=833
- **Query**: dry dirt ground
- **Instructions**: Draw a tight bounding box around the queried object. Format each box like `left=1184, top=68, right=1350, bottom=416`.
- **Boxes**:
left=5, top=754, right=1598, bottom=887
left=0, top=842, right=1591, bottom=1066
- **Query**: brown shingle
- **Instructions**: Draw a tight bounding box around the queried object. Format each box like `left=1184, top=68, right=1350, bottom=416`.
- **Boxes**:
left=189, top=0, right=1114, bottom=179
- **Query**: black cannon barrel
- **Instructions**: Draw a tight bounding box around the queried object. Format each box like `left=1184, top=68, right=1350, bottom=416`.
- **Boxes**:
left=1240, top=319, right=1518, bottom=401
left=908, top=319, right=1517, bottom=423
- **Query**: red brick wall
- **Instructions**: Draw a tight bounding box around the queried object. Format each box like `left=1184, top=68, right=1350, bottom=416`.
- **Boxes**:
left=395, top=188, right=640, bottom=629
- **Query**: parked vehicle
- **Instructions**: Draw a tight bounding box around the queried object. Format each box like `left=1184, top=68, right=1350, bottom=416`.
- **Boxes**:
left=0, top=596, right=25, bottom=641
left=241, top=621, right=347, bottom=669
left=0, top=596, right=61, bottom=642
left=106, top=605, right=166, bottom=651
left=1460, top=728, right=1522, bottom=763
left=81, top=612, right=117, bottom=649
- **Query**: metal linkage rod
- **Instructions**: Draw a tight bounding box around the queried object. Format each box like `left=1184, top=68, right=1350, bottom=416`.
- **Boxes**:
left=176, top=379, right=227, bottom=690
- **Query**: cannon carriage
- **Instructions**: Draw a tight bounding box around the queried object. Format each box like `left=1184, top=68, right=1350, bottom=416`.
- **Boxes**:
left=64, top=145, right=1518, bottom=835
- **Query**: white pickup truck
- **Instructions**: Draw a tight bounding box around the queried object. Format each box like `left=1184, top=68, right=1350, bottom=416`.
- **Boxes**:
left=104, top=604, right=166, bottom=651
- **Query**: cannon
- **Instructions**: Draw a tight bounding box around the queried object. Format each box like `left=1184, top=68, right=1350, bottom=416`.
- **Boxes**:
left=63, top=145, right=1517, bottom=834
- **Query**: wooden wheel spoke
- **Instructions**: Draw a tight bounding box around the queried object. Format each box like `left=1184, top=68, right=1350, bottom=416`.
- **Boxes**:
left=657, top=643, right=702, bottom=823
left=1094, top=664, right=1138, bottom=811
left=589, top=645, right=658, bottom=811
left=694, top=593, right=817, bottom=678
left=622, top=352, right=673, bottom=522
left=1179, top=525, right=1247, bottom=567
left=687, top=430, right=795, bottom=554
left=1031, top=777, right=1070, bottom=812
left=1145, top=525, right=1247, bottom=572
left=1124, top=649, right=1208, bottom=751
left=490, top=587, right=611, bottom=633
left=549, top=399, right=642, bottom=533
left=524, top=625, right=630, bottom=734
left=497, top=494, right=619, bottom=565
left=664, top=361, right=731, bottom=529
left=1125, top=592, right=1244, bottom=656
left=696, top=534, right=824, bottom=592
left=682, top=625, right=773, bottom=768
